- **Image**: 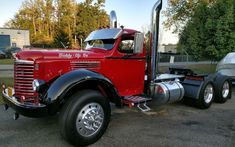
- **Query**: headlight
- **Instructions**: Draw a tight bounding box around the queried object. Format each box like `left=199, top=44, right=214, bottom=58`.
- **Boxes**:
left=32, top=80, right=40, bottom=91
left=32, top=79, right=45, bottom=92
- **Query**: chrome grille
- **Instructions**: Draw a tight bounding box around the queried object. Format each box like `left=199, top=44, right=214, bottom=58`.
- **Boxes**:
left=14, top=60, right=35, bottom=97
left=71, top=61, right=100, bottom=70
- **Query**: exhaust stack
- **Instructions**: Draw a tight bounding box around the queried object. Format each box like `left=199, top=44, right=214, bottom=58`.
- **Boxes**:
left=150, top=0, right=162, bottom=82
left=110, top=10, right=117, bottom=28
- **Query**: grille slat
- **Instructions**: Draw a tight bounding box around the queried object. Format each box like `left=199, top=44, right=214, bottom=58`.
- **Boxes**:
left=15, top=77, right=34, bottom=80
left=14, top=83, right=32, bottom=86
left=14, top=61, right=35, bottom=98
left=16, top=69, right=34, bottom=72
left=15, top=92, right=35, bottom=96
left=16, top=89, right=35, bottom=93
left=15, top=75, right=34, bottom=79
left=71, top=61, right=100, bottom=70
left=15, top=86, right=33, bottom=89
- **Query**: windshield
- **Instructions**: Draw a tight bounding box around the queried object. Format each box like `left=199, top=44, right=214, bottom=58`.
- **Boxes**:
left=85, top=39, right=116, bottom=50
left=221, top=52, right=235, bottom=64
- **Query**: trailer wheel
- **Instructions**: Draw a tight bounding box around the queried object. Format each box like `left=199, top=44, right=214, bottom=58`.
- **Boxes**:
left=214, top=76, right=232, bottom=103
left=197, top=81, right=214, bottom=109
left=59, top=90, right=111, bottom=146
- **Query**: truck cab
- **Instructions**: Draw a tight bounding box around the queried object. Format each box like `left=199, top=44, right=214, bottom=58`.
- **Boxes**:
left=5, top=28, right=145, bottom=110
left=1, top=0, right=232, bottom=146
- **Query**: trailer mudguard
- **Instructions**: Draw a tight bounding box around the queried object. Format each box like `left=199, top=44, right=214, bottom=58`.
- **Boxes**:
left=44, top=69, right=120, bottom=106
left=181, top=79, right=204, bottom=99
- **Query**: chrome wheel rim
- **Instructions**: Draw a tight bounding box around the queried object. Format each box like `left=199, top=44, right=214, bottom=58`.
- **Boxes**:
left=222, top=81, right=229, bottom=98
left=76, top=103, right=104, bottom=137
left=204, top=84, right=214, bottom=104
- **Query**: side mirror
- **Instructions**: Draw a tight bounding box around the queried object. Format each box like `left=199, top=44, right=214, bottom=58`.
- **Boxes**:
left=133, top=32, right=144, bottom=54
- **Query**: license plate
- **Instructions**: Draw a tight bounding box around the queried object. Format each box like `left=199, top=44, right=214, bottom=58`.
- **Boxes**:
left=8, top=87, right=13, bottom=97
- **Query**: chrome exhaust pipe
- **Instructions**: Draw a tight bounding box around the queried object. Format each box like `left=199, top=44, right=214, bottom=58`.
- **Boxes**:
left=110, top=10, right=117, bottom=28
left=150, top=0, right=162, bottom=82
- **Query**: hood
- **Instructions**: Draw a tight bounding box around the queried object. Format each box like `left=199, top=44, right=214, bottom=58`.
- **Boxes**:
left=16, top=49, right=109, bottom=61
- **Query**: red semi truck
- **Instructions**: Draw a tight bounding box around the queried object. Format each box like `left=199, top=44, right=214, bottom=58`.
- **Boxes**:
left=1, top=0, right=232, bottom=146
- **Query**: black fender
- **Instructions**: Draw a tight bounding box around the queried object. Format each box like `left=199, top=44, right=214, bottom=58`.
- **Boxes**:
left=43, top=69, right=121, bottom=112
left=205, top=72, right=232, bottom=86
left=182, top=72, right=232, bottom=100
left=181, top=77, right=211, bottom=100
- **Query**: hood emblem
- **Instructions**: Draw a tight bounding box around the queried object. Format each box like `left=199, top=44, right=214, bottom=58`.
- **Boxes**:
left=59, top=53, right=89, bottom=59
left=59, top=53, right=72, bottom=59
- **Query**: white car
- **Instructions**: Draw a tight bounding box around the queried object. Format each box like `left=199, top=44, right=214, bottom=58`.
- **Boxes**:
left=216, top=52, right=235, bottom=84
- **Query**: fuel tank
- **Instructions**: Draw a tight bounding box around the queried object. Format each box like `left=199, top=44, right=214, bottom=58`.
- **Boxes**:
left=150, top=81, right=185, bottom=105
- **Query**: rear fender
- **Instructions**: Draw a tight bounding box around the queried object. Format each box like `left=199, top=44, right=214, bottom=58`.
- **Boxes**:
left=181, top=72, right=232, bottom=99
left=181, top=79, right=204, bottom=99
left=181, top=74, right=216, bottom=99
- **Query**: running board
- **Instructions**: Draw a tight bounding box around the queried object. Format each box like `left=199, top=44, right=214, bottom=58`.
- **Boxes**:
left=122, top=96, right=152, bottom=112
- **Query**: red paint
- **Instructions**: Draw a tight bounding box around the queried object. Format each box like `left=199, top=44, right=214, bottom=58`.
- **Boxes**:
left=15, top=29, right=146, bottom=97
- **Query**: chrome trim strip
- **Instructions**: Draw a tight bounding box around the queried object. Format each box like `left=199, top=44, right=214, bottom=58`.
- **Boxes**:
left=15, top=60, right=34, bottom=64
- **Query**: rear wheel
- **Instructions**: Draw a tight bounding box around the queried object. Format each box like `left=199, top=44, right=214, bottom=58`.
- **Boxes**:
left=59, top=90, right=111, bottom=146
left=197, top=81, right=214, bottom=109
left=214, top=76, right=232, bottom=103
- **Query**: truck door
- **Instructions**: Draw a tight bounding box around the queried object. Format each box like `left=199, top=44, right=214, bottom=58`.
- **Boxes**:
left=103, top=34, right=146, bottom=96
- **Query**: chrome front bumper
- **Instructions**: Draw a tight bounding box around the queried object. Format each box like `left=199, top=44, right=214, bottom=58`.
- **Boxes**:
left=2, top=88, right=48, bottom=117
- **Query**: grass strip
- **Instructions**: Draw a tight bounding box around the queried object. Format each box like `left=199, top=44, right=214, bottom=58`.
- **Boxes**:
left=0, top=59, right=14, bottom=65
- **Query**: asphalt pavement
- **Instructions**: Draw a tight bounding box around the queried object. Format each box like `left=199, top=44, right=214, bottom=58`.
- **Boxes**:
left=0, top=88, right=235, bottom=147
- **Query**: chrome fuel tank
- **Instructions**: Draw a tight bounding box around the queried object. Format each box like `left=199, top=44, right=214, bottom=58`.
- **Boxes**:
left=150, top=81, right=185, bottom=105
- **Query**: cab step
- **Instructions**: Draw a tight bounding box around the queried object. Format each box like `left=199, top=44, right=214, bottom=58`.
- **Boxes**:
left=122, top=96, right=152, bottom=112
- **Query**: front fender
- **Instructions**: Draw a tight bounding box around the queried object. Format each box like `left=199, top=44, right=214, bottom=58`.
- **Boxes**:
left=44, top=69, right=120, bottom=105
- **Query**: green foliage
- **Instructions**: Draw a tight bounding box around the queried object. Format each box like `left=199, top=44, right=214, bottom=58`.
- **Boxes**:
left=53, top=29, right=71, bottom=48
left=178, top=0, right=235, bottom=61
left=75, top=0, right=109, bottom=45
left=164, top=0, right=216, bottom=32
left=0, top=59, right=14, bottom=65
left=5, top=0, right=109, bottom=48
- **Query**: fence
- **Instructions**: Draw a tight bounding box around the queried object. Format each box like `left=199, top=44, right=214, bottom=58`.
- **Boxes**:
left=159, top=54, right=195, bottom=63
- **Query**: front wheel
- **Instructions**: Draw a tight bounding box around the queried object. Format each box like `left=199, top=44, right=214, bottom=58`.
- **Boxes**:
left=59, top=90, right=111, bottom=146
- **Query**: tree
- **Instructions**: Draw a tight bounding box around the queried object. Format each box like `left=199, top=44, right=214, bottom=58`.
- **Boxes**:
left=75, top=0, right=109, bottom=47
left=177, top=0, right=235, bottom=60
left=5, top=0, right=109, bottom=48
left=164, top=0, right=216, bottom=32
left=56, top=0, right=76, bottom=47
left=53, top=29, right=71, bottom=48
left=5, top=0, right=56, bottom=47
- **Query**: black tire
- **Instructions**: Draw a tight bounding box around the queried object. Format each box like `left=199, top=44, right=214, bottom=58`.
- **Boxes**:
left=59, top=89, right=111, bottom=147
left=196, top=81, right=215, bottom=109
left=214, top=75, right=232, bottom=103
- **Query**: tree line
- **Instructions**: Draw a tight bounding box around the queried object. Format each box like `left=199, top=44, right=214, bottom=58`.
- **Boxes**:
left=5, top=0, right=234, bottom=60
left=5, top=0, right=109, bottom=48
left=165, top=0, right=235, bottom=60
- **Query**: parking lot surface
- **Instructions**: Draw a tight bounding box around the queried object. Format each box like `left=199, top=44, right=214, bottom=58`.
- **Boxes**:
left=0, top=88, right=235, bottom=147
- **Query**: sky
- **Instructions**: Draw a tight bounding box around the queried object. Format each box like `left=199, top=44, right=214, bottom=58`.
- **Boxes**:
left=0, top=0, right=178, bottom=45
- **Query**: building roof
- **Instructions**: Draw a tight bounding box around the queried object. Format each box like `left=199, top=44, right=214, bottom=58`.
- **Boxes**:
left=0, top=28, right=29, bottom=31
